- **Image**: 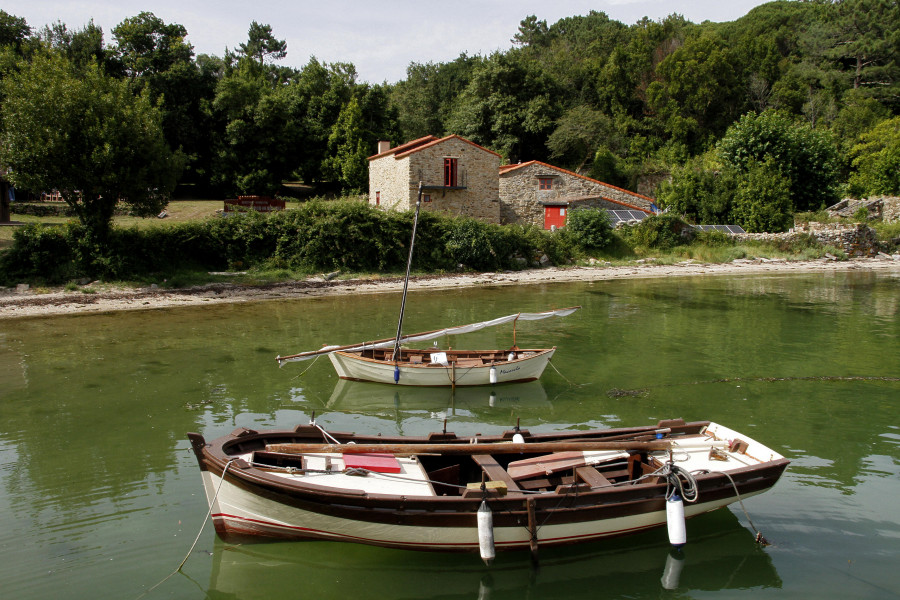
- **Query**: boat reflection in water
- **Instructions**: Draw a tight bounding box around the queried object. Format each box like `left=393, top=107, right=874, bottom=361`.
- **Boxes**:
left=325, top=378, right=551, bottom=417
left=206, top=510, right=781, bottom=599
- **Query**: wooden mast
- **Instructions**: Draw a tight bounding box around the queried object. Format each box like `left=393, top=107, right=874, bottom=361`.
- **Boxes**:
left=391, top=182, right=424, bottom=365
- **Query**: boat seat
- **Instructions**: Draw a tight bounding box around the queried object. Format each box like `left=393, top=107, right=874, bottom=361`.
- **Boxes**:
left=471, top=454, right=522, bottom=493
left=408, top=355, right=423, bottom=364
left=575, top=466, right=611, bottom=489
left=455, top=358, right=483, bottom=368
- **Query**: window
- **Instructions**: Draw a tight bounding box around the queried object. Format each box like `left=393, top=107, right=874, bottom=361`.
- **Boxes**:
left=375, top=191, right=380, bottom=206
left=423, top=194, right=432, bottom=203
left=444, top=158, right=458, bottom=187
left=539, top=177, right=553, bottom=190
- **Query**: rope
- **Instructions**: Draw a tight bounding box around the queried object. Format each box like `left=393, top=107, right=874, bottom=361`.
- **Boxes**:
left=547, top=360, right=578, bottom=385
left=290, top=354, right=322, bottom=380
left=708, top=469, right=770, bottom=545
left=312, top=422, right=341, bottom=445
left=665, top=463, right=699, bottom=503
left=136, top=459, right=234, bottom=600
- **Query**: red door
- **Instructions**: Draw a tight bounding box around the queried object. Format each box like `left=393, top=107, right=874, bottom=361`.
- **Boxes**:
left=544, top=206, right=567, bottom=230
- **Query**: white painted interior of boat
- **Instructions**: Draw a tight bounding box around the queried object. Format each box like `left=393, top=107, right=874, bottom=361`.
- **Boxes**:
left=244, top=452, right=437, bottom=497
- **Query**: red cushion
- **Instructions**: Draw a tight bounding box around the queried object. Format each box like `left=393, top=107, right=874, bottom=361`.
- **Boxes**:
left=343, top=453, right=402, bottom=473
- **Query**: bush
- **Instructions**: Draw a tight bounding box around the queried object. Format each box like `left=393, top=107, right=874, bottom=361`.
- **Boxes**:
left=1, top=201, right=575, bottom=283
left=620, top=214, right=693, bottom=250
left=731, top=159, right=794, bottom=233
left=565, top=207, right=614, bottom=251
left=0, top=223, right=76, bottom=283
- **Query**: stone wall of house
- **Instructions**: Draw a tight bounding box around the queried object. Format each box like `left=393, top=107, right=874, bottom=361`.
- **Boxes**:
left=499, top=162, right=654, bottom=226
left=735, top=222, right=881, bottom=257
left=368, top=155, right=412, bottom=211
left=407, top=137, right=501, bottom=223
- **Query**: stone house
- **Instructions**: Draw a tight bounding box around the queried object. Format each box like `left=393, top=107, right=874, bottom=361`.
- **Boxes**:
left=498, top=161, right=656, bottom=229
left=368, top=135, right=502, bottom=223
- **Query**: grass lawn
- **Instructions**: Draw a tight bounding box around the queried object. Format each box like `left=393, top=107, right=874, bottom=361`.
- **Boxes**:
left=0, top=200, right=225, bottom=249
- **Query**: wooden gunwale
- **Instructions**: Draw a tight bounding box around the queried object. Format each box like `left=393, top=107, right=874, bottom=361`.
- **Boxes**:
left=341, top=347, right=554, bottom=367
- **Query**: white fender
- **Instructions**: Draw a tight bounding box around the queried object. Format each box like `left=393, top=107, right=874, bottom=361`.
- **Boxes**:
left=477, top=500, right=495, bottom=565
left=666, top=494, right=686, bottom=548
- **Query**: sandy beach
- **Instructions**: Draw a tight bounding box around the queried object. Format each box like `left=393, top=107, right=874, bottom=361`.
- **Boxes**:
left=1, top=256, right=898, bottom=320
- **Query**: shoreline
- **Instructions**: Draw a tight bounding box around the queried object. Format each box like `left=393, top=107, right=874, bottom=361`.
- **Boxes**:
left=1, top=257, right=898, bottom=320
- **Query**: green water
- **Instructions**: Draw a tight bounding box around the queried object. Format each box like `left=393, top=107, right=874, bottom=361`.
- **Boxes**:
left=1, top=271, right=898, bottom=599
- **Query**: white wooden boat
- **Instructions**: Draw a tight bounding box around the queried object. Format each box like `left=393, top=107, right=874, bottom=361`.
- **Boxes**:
left=277, top=307, right=578, bottom=386
left=187, top=418, right=789, bottom=560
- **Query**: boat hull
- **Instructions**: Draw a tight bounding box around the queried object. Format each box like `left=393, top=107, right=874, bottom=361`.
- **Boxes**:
left=188, top=420, right=789, bottom=553
left=198, top=467, right=783, bottom=551
left=328, top=348, right=555, bottom=386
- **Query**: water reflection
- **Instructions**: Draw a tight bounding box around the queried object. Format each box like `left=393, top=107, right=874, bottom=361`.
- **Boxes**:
left=326, top=379, right=550, bottom=414
left=206, top=510, right=780, bottom=599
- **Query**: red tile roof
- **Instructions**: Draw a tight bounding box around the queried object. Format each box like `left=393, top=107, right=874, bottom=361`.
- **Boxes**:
left=367, top=135, right=439, bottom=161
left=368, top=134, right=501, bottom=161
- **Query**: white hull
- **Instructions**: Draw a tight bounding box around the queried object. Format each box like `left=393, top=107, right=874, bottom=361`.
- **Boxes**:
left=328, top=349, right=555, bottom=387
left=200, top=469, right=768, bottom=551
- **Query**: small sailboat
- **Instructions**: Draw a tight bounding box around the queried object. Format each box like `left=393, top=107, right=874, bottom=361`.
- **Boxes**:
left=277, top=182, right=579, bottom=386
left=277, top=307, right=578, bottom=386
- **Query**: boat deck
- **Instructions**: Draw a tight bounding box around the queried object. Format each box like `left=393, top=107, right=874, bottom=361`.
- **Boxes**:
left=246, top=428, right=765, bottom=499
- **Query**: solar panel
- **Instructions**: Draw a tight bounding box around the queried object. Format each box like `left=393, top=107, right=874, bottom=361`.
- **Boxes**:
left=694, top=224, right=747, bottom=234
left=606, top=210, right=649, bottom=225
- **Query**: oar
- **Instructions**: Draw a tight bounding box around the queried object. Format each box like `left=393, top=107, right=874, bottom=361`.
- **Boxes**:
left=264, top=439, right=722, bottom=456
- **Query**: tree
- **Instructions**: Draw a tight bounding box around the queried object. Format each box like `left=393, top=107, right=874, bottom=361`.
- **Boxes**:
left=112, top=12, right=193, bottom=80
left=40, top=20, right=111, bottom=71
left=238, top=21, right=286, bottom=65
left=0, top=10, right=30, bottom=51
left=731, top=159, right=794, bottom=232
left=446, top=51, right=557, bottom=162
left=826, top=0, right=900, bottom=107
left=322, top=97, right=369, bottom=191
left=113, top=13, right=217, bottom=192
left=717, top=110, right=841, bottom=211
left=656, top=158, right=736, bottom=225
left=848, top=116, right=900, bottom=197
left=646, top=32, right=742, bottom=151
left=390, top=55, right=476, bottom=140
left=546, top=105, right=621, bottom=172
left=0, top=52, right=184, bottom=237
left=565, top=207, right=614, bottom=251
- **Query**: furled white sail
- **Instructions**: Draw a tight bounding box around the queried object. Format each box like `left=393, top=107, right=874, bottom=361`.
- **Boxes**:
left=276, top=307, right=579, bottom=365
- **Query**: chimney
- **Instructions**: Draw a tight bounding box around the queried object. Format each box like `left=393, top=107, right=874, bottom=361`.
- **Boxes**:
left=377, top=140, right=391, bottom=154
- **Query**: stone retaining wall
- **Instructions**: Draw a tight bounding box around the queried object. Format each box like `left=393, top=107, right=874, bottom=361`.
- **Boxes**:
left=735, top=222, right=880, bottom=257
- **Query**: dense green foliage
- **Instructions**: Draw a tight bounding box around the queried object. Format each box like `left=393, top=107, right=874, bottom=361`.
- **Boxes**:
left=564, top=207, right=614, bottom=250
left=716, top=110, right=841, bottom=212
left=0, top=51, right=184, bottom=237
left=0, top=202, right=561, bottom=282
left=848, top=116, right=900, bottom=196
left=1, top=1, right=899, bottom=266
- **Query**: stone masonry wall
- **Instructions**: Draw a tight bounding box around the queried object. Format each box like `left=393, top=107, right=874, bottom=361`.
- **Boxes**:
left=735, top=222, right=881, bottom=257
left=881, top=197, right=900, bottom=222
left=499, top=162, right=654, bottom=226
left=407, top=137, right=501, bottom=223
left=368, top=154, right=411, bottom=211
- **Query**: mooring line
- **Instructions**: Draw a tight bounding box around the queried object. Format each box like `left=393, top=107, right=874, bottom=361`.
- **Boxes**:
left=136, top=459, right=234, bottom=600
